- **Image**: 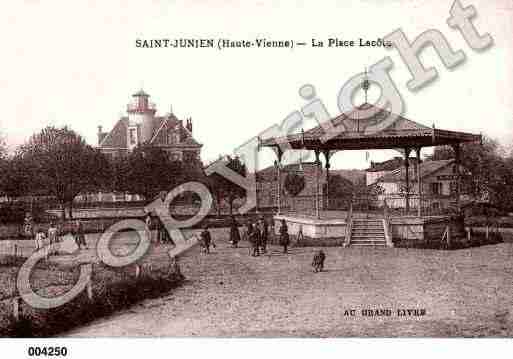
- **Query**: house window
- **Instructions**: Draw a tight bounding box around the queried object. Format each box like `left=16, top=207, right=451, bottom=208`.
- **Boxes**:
left=431, top=182, right=442, bottom=195
left=129, top=128, right=137, bottom=145
left=450, top=181, right=458, bottom=194
left=168, top=131, right=181, bottom=144
left=183, top=151, right=196, bottom=162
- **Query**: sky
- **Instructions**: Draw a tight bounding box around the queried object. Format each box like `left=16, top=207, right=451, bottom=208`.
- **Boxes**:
left=1, top=0, right=512, bottom=171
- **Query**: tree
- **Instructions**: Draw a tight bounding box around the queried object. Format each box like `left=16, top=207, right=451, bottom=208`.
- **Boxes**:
left=20, top=126, right=111, bottom=219
left=327, top=174, right=354, bottom=198
left=0, top=152, right=34, bottom=201
left=208, top=155, right=247, bottom=215
left=284, top=172, right=305, bottom=196
left=121, top=144, right=182, bottom=201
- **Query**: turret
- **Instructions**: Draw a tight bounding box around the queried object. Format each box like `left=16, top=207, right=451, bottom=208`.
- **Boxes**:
left=127, top=89, right=156, bottom=147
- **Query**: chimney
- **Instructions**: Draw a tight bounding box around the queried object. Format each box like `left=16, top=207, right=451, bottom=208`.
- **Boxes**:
left=97, top=125, right=103, bottom=145
left=186, top=118, right=193, bottom=132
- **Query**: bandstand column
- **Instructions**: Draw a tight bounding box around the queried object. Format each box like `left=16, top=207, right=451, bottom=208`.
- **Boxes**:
left=452, top=143, right=462, bottom=213
left=275, top=148, right=284, bottom=215
left=323, top=150, right=332, bottom=210
left=314, top=150, right=321, bottom=219
left=255, top=137, right=261, bottom=213
left=415, top=147, right=423, bottom=217
left=403, top=147, right=412, bottom=213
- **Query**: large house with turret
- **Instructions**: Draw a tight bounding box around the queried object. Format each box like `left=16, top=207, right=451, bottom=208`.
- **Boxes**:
left=97, top=90, right=202, bottom=163
left=78, top=90, right=203, bottom=203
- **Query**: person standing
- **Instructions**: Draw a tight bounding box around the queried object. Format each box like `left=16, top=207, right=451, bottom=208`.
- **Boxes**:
left=260, top=218, right=269, bottom=254
left=279, top=219, right=290, bottom=254
left=248, top=222, right=260, bottom=257
left=229, top=216, right=241, bottom=248
left=74, top=220, right=87, bottom=250
left=47, top=221, right=59, bottom=256
left=200, top=225, right=212, bottom=254
left=145, top=213, right=154, bottom=243
left=156, top=216, right=166, bottom=244
left=34, top=226, right=46, bottom=252
left=245, top=221, right=253, bottom=242
left=23, top=212, right=34, bottom=241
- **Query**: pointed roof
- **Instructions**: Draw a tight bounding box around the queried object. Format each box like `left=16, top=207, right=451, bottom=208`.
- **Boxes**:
left=133, top=89, right=149, bottom=97
left=99, top=117, right=129, bottom=148
left=261, top=103, right=481, bottom=151
left=366, top=156, right=419, bottom=172
left=149, top=114, right=202, bottom=147
left=99, top=114, right=202, bottom=149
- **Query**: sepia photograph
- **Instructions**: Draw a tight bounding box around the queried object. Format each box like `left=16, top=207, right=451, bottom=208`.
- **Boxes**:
left=1, top=0, right=513, bottom=356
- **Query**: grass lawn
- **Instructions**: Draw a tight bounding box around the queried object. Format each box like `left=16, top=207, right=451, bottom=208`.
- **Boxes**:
left=0, top=230, right=184, bottom=336
left=63, top=227, right=513, bottom=337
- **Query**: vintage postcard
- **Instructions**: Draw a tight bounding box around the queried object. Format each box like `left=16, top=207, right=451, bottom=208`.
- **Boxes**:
left=0, top=0, right=513, bottom=356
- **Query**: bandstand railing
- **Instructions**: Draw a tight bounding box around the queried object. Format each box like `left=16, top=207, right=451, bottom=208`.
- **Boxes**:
left=343, top=200, right=353, bottom=247
left=280, top=193, right=459, bottom=218
left=382, top=200, right=393, bottom=247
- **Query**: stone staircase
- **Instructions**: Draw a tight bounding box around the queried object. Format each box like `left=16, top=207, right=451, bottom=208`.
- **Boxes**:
left=349, top=218, right=387, bottom=247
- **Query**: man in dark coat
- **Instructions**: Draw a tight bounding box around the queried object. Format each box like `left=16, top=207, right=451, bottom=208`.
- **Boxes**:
left=279, top=219, right=290, bottom=254
left=248, top=222, right=260, bottom=257
left=74, top=220, right=87, bottom=250
left=258, top=219, right=268, bottom=253
left=229, top=216, right=241, bottom=248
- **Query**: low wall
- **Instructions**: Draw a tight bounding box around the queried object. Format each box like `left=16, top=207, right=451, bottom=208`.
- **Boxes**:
left=390, top=217, right=424, bottom=241
left=390, top=215, right=465, bottom=243
left=273, top=215, right=347, bottom=246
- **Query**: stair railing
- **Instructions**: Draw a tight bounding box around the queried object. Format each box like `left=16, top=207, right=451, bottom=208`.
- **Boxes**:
left=382, top=199, right=394, bottom=247
left=344, top=199, right=353, bottom=247
left=441, top=225, right=451, bottom=248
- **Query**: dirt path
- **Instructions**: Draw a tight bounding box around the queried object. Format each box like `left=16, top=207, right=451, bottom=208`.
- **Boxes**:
left=67, top=228, right=513, bottom=337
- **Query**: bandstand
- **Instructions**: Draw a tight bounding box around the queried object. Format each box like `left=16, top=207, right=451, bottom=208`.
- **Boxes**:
left=259, top=102, right=481, bottom=247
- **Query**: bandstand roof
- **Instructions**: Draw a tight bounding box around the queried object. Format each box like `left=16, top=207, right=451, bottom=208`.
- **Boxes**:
left=260, top=103, right=481, bottom=152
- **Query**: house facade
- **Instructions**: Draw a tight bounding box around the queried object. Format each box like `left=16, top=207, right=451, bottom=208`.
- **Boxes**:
left=369, top=159, right=464, bottom=211
left=97, top=89, right=202, bottom=163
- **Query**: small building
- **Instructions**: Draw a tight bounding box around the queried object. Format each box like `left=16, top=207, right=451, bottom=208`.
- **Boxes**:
left=370, top=159, right=466, bottom=212
left=366, top=156, right=419, bottom=185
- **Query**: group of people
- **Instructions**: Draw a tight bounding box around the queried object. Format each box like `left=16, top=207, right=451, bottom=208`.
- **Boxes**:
left=198, top=216, right=284, bottom=256
left=24, top=213, right=88, bottom=257
left=145, top=213, right=173, bottom=244
left=229, top=217, right=290, bottom=256
left=200, top=225, right=215, bottom=254
left=245, top=218, right=270, bottom=256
